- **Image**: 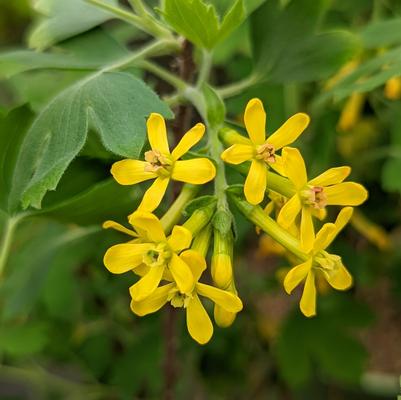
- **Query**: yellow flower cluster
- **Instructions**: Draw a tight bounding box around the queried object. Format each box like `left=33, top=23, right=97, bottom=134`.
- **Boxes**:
left=103, top=97, right=368, bottom=343
left=103, top=113, right=242, bottom=344
left=220, top=98, right=368, bottom=317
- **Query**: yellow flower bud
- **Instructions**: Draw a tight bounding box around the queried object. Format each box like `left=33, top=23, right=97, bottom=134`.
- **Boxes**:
left=384, top=76, right=401, bottom=100
left=211, top=253, right=233, bottom=289
left=214, top=305, right=236, bottom=328
left=337, top=92, right=365, bottom=132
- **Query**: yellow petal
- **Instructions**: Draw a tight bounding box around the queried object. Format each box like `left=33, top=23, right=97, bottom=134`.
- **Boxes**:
left=267, top=113, right=310, bottom=150
left=102, top=220, right=137, bottom=237
left=130, top=283, right=173, bottom=316
left=283, top=259, right=312, bottom=294
left=325, top=182, right=368, bottom=206
left=147, top=113, right=169, bottom=153
left=171, top=123, right=205, bottom=160
left=244, top=98, right=266, bottom=145
left=313, top=223, right=336, bottom=252
left=111, top=160, right=156, bottom=185
left=103, top=243, right=153, bottom=274
left=300, top=270, right=316, bottom=317
left=167, top=225, right=192, bottom=252
left=221, top=144, right=254, bottom=165
left=282, top=147, right=308, bottom=189
left=168, top=253, right=194, bottom=294
left=179, top=249, right=206, bottom=282
left=309, top=166, right=351, bottom=186
left=138, top=177, right=170, bottom=212
left=171, top=159, right=216, bottom=184
left=244, top=159, right=267, bottom=205
left=269, top=154, right=286, bottom=176
left=323, top=263, right=353, bottom=290
left=277, top=195, right=302, bottom=229
left=186, top=294, right=213, bottom=344
left=312, top=207, right=327, bottom=221
left=214, top=305, right=236, bottom=328
left=323, top=207, right=354, bottom=247
left=129, top=211, right=166, bottom=242
left=300, top=207, right=315, bottom=252
left=129, top=264, right=165, bottom=301
left=196, top=282, right=243, bottom=313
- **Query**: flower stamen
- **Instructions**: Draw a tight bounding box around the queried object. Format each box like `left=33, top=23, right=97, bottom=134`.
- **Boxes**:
left=256, top=143, right=276, bottom=163
left=300, top=186, right=327, bottom=209
left=144, top=150, right=172, bottom=176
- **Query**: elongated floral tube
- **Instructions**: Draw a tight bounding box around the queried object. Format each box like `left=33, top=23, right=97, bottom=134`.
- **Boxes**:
left=183, top=201, right=216, bottom=236
left=227, top=186, right=308, bottom=262
left=211, top=228, right=233, bottom=289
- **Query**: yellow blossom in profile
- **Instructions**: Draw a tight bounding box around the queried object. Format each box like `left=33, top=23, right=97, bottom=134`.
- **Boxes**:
left=384, top=76, right=401, bottom=100
left=221, top=98, right=310, bottom=205
left=284, top=207, right=354, bottom=317
left=103, top=211, right=196, bottom=301
left=277, top=147, right=368, bottom=252
left=337, top=92, right=366, bottom=132
left=130, top=250, right=243, bottom=344
left=111, top=113, right=216, bottom=212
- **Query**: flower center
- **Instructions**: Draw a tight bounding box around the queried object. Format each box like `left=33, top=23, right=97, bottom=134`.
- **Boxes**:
left=256, top=143, right=276, bottom=163
left=168, top=289, right=192, bottom=308
left=300, top=186, right=327, bottom=209
left=143, top=243, right=171, bottom=267
left=144, top=150, right=172, bottom=176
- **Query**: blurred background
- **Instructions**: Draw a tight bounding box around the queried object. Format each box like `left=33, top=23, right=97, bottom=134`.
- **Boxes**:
left=0, top=0, right=401, bottom=399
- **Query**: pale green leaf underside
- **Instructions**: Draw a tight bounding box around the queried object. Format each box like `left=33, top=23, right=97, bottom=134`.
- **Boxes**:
left=29, top=0, right=118, bottom=50
left=9, top=72, right=172, bottom=211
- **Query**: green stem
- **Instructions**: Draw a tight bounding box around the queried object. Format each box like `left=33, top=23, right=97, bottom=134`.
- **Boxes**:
left=101, top=38, right=180, bottom=74
left=217, top=73, right=259, bottom=99
left=161, top=185, right=199, bottom=233
left=0, top=215, right=23, bottom=278
left=136, top=60, right=188, bottom=90
left=128, top=0, right=150, bottom=16
left=86, top=0, right=172, bottom=39
left=196, top=50, right=213, bottom=88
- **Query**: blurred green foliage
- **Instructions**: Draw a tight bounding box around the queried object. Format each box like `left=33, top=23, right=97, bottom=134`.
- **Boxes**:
left=0, top=0, right=401, bottom=399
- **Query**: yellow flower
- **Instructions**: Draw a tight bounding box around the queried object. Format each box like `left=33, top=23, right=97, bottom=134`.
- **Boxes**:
left=277, top=147, right=368, bottom=252
left=284, top=207, right=354, bottom=317
left=337, top=92, right=366, bottom=132
left=111, top=113, right=216, bottom=212
left=130, top=251, right=243, bottom=344
left=103, top=211, right=195, bottom=301
left=384, top=76, right=401, bottom=100
left=221, top=98, right=310, bottom=205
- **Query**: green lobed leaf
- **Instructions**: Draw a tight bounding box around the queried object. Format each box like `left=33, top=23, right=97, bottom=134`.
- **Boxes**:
left=29, top=0, right=118, bottom=50
left=162, top=0, right=245, bottom=49
left=8, top=72, right=172, bottom=211
left=0, top=106, right=34, bottom=213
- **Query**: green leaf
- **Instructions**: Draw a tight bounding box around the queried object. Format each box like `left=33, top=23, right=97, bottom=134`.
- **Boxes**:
left=360, top=18, right=401, bottom=49
left=162, top=0, right=245, bottom=49
left=268, top=31, right=360, bottom=84
left=318, top=46, right=401, bottom=102
left=0, top=28, right=128, bottom=79
left=0, top=106, right=34, bottom=213
left=382, top=157, right=401, bottom=193
left=250, top=0, right=360, bottom=83
left=29, top=0, right=118, bottom=50
left=9, top=72, right=172, bottom=211
left=0, top=322, right=48, bottom=356
left=202, top=84, right=226, bottom=128
left=38, top=178, right=142, bottom=225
